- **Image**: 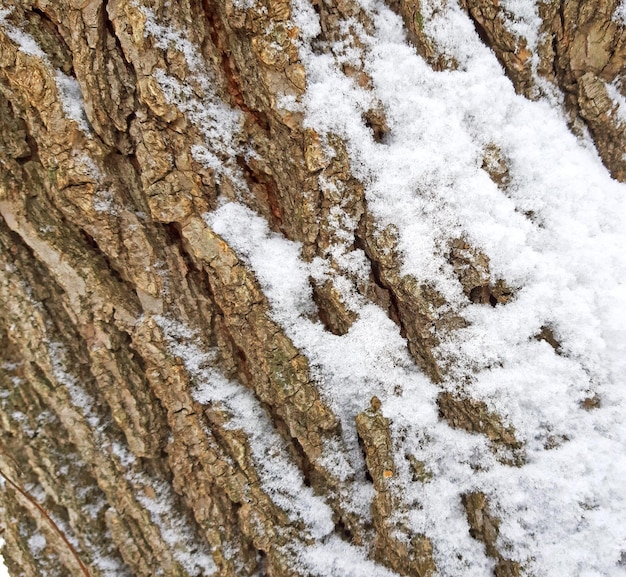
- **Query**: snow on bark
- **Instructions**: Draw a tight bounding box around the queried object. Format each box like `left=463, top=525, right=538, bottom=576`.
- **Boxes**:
left=1, top=0, right=626, bottom=576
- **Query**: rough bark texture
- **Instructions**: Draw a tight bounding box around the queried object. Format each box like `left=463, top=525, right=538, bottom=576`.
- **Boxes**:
left=0, top=0, right=623, bottom=576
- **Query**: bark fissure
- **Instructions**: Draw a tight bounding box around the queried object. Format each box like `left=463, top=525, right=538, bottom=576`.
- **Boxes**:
left=1, top=1, right=623, bottom=575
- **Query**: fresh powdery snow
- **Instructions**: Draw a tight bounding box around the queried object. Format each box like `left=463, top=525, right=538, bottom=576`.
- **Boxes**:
left=112, top=443, right=218, bottom=577
left=0, top=8, right=91, bottom=133
left=46, top=341, right=214, bottom=576
left=140, top=6, right=244, bottom=184
left=205, top=0, right=626, bottom=575
left=3, top=0, right=625, bottom=574
left=155, top=316, right=401, bottom=575
left=615, top=1, right=626, bottom=24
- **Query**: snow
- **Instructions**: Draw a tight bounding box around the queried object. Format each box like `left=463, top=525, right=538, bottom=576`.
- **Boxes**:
left=0, top=8, right=91, bottom=134
left=614, top=1, right=626, bottom=24
left=297, top=536, right=400, bottom=577
left=1, top=0, right=625, bottom=574
left=201, top=0, right=626, bottom=573
left=112, top=442, right=218, bottom=576
left=156, top=316, right=337, bottom=540
left=49, top=338, right=216, bottom=574
left=0, top=8, right=45, bottom=58
left=497, top=0, right=542, bottom=52
left=606, top=80, right=626, bottom=126
left=139, top=7, right=244, bottom=185
left=54, top=72, right=91, bottom=133
left=156, top=315, right=409, bottom=573
left=27, top=533, right=46, bottom=556
left=134, top=479, right=218, bottom=576
left=47, top=341, right=101, bottom=431
left=92, top=189, right=119, bottom=215
left=207, top=201, right=492, bottom=574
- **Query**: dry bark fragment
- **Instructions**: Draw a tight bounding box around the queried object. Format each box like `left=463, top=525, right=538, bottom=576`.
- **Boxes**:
left=356, top=398, right=436, bottom=577
left=462, top=492, right=521, bottom=577
left=438, top=392, right=525, bottom=465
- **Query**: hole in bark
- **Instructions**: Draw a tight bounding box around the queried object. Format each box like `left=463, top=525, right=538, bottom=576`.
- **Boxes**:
left=249, top=110, right=270, bottom=132
left=125, top=111, right=137, bottom=134
left=237, top=157, right=284, bottom=231
left=256, top=550, right=268, bottom=575
left=551, top=34, right=561, bottom=80
left=121, top=152, right=141, bottom=180
left=31, top=7, right=60, bottom=32
left=163, top=221, right=183, bottom=243
left=334, top=518, right=354, bottom=542
left=26, top=8, right=75, bottom=76
left=256, top=405, right=315, bottom=488
left=469, top=285, right=497, bottom=307
left=129, top=342, right=147, bottom=374
left=7, top=99, right=39, bottom=165
left=162, top=222, right=203, bottom=275
left=357, top=433, right=373, bottom=483
left=372, top=262, right=404, bottom=329
left=232, top=346, right=256, bottom=388
left=23, top=130, right=40, bottom=164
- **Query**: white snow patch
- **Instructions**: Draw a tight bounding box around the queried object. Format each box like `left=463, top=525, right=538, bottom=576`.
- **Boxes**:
left=498, top=0, right=542, bottom=51
left=0, top=9, right=91, bottom=133
left=614, top=1, right=626, bottom=24
left=92, top=189, right=119, bottom=215
left=0, top=8, right=45, bottom=57
left=47, top=341, right=99, bottom=430
left=139, top=7, right=244, bottom=185
left=113, top=442, right=218, bottom=576
left=606, top=80, right=626, bottom=126
left=54, top=72, right=91, bottom=133
left=155, top=315, right=336, bottom=540
left=296, top=536, right=400, bottom=577
left=27, top=533, right=46, bottom=555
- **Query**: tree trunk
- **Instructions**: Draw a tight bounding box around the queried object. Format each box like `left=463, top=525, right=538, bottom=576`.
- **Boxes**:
left=1, top=0, right=625, bottom=576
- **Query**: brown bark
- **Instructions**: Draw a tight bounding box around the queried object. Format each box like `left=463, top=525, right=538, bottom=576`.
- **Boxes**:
left=0, top=0, right=622, bottom=576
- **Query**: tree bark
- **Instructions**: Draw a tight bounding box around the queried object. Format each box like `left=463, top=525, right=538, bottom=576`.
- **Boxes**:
left=0, top=0, right=624, bottom=576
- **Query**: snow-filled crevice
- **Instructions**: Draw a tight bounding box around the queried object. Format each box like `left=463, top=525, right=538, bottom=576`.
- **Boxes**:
left=138, top=5, right=246, bottom=187
left=0, top=8, right=92, bottom=134
left=110, top=443, right=219, bottom=577
left=154, top=314, right=408, bottom=574
left=194, top=0, right=626, bottom=574
left=0, top=353, right=132, bottom=576
left=155, top=316, right=337, bottom=540
left=207, top=199, right=495, bottom=573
